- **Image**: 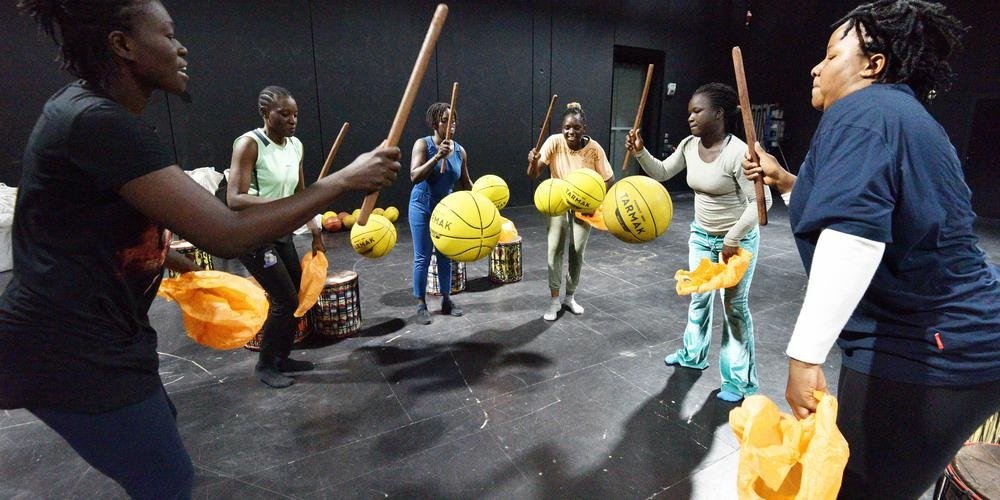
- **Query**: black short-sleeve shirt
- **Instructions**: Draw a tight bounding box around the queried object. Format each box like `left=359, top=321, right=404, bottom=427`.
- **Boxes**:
left=0, top=82, right=175, bottom=412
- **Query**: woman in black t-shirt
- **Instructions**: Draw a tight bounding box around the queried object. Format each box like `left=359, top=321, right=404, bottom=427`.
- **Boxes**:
left=1, top=1, right=400, bottom=497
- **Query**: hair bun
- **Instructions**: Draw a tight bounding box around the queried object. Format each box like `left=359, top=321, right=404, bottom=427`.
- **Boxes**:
left=566, top=102, right=582, bottom=111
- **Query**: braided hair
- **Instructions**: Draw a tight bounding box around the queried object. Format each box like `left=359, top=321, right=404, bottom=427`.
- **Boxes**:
left=563, top=102, right=586, bottom=125
left=834, top=0, right=967, bottom=102
left=425, top=102, right=452, bottom=129
left=18, top=0, right=150, bottom=87
left=258, top=85, right=293, bottom=114
left=693, top=83, right=740, bottom=132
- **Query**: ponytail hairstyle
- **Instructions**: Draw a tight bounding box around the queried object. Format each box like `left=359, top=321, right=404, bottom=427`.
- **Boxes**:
left=258, top=85, right=293, bottom=115
left=563, top=101, right=586, bottom=126
left=693, top=83, right=740, bottom=134
left=18, top=0, right=150, bottom=87
left=425, top=102, right=451, bottom=129
left=833, top=0, right=967, bottom=102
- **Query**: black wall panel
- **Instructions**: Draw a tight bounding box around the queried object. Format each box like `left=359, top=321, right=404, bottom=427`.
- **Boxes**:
left=164, top=0, right=320, bottom=179
left=436, top=0, right=535, bottom=207
left=3, top=0, right=997, bottom=217
left=311, top=0, right=441, bottom=214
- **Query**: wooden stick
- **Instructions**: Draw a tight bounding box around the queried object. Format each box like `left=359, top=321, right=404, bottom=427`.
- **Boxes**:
left=359, top=4, right=449, bottom=226
left=621, top=63, right=654, bottom=173
left=732, top=46, right=768, bottom=226
left=534, top=94, right=558, bottom=152
left=528, top=94, right=558, bottom=177
left=440, top=82, right=458, bottom=174
left=316, top=122, right=349, bottom=183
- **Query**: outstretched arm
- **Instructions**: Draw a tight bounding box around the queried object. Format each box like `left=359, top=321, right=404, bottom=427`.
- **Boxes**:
left=119, top=145, right=400, bottom=258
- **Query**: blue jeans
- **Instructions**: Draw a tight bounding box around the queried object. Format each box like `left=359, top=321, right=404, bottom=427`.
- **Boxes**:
left=672, top=222, right=759, bottom=396
left=409, top=197, right=451, bottom=299
left=29, top=387, right=194, bottom=499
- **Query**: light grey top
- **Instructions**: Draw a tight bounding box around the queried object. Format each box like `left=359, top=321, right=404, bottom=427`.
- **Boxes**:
left=634, top=134, right=771, bottom=246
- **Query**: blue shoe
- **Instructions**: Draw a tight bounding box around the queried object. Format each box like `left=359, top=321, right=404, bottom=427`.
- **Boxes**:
left=716, top=390, right=744, bottom=403
left=663, top=353, right=680, bottom=366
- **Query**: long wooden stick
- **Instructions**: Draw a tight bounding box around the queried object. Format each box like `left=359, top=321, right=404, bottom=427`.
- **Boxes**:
left=732, top=46, right=768, bottom=226
left=316, top=122, right=349, bottom=183
left=534, top=94, right=558, bottom=152
left=621, top=63, right=654, bottom=173
left=440, top=82, right=458, bottom=174
left=359, top=4, right=449, bottom=226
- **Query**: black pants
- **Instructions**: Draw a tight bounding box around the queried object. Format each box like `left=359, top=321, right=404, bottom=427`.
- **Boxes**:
left=836, top=366, right=1000, bottom=499
left=239, top=235, right=301, bottom=365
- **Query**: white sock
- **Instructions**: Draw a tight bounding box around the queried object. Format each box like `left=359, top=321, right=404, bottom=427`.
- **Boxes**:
left=543, top=297, right=560, bottom=321
left=564, top=294, right=584, bottom=314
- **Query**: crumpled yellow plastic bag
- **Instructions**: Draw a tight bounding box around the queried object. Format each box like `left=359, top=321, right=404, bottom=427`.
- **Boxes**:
left=675, top=248, right=752, bottom=295
left=574, top=208, right=607, bottom=231
left=158, top=270, right=268, bottom=350
left=498, top=217, right=519, bottom=243
left=295, top=251, right=328, bottom=317
left=729, top=392, right=850, bottom=500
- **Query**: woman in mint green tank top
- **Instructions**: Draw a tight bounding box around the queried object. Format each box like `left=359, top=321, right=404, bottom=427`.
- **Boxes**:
left=228, top=86, right=323, bottom=389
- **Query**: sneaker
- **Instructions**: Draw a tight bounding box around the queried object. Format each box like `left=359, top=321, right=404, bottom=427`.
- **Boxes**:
left=563, top=295, right=584, bottom=315
left=716, top=390, right=744, bottom=403
left=543, top=299, right=561, bottom=321
left=663, top=353, right=681, bottom=366
left=441, top=299, right=463, bottom=317
left=277, top=357, right=314, bottom=373
left=416, top=304, right=431, bottom=325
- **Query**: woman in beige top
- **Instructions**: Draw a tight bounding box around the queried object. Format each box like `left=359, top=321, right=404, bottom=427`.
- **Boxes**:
left=528, top=103, right=614, bottom=321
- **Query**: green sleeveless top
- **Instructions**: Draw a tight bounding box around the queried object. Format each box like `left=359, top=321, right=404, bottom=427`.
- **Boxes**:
left=235, top=128, right=302, bottom=199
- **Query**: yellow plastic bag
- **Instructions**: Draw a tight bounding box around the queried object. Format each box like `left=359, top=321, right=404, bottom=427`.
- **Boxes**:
left=157, top=270, right=268, bottom=350
left=729, top=392, right=850, bottom=500
left=498, top=216, right=520, bottom=243
left=574, top=208, right=608, bottom=231
left=675, top=248, right=752, bottom=295
left=295, top=251, right=328, bottom=317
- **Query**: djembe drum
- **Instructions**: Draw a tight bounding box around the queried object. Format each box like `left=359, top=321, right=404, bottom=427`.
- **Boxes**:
left=313, top=270, right=362, bottom=339
left=168, top=239, right=214, bottom=278
left=426, top=253, right=466, bottom=295
left=244, top=276, right=311, bottom=351
left=489, top=236, right=522, bottom=283
left=936, top=442, right=1000, bottom=499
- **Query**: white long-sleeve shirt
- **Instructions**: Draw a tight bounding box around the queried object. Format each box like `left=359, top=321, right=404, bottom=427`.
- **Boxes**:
left=634, top=134, right=772, bottom=246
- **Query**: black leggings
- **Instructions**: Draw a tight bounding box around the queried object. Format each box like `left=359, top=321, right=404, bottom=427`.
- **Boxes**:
left=239, top=235, right=301, bottom=364
left=836, top=367, right=1000, bottom=499
left=30, top=388, right=193, bottom=499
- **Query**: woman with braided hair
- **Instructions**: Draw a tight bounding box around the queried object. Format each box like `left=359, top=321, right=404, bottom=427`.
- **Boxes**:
left=2, top=1, right=399, bottom=496
left=228, top=85, right=325, bottom=389
left=626, top=83, right=771, bottom=403
left=744, top=1, right=999, bottom=496
left=408, top=102, right=473, bottom=324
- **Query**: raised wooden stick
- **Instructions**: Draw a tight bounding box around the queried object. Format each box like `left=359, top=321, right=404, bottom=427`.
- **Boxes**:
left=534, top=94, right=558, bottom=152
left=359, top=4, right=449, bottom=226
left=528, top=94, right=557, bottom=177
left=316, top=122, right=349, bottom=183
left=621, top=63, right=654, bottom=173
left=440, top=81, right=458, bottom=174
left=732, top=46, right=768, bottom=226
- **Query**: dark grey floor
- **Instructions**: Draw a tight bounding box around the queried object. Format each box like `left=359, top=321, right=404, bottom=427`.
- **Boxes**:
left=1, top=193, right=998, bottom=499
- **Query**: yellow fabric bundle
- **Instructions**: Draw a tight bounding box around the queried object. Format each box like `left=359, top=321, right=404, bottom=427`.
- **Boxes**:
left=574, top=208, right=608, bottom=231
left=675, top=248, right=752, bottom=295
left=157, top=270, right=268, bottom=350
left=295, top=251, right=328, bottom=317
left=498, top=217, right=519, bottom=243
left=729, top=392, right=850, bottom=499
